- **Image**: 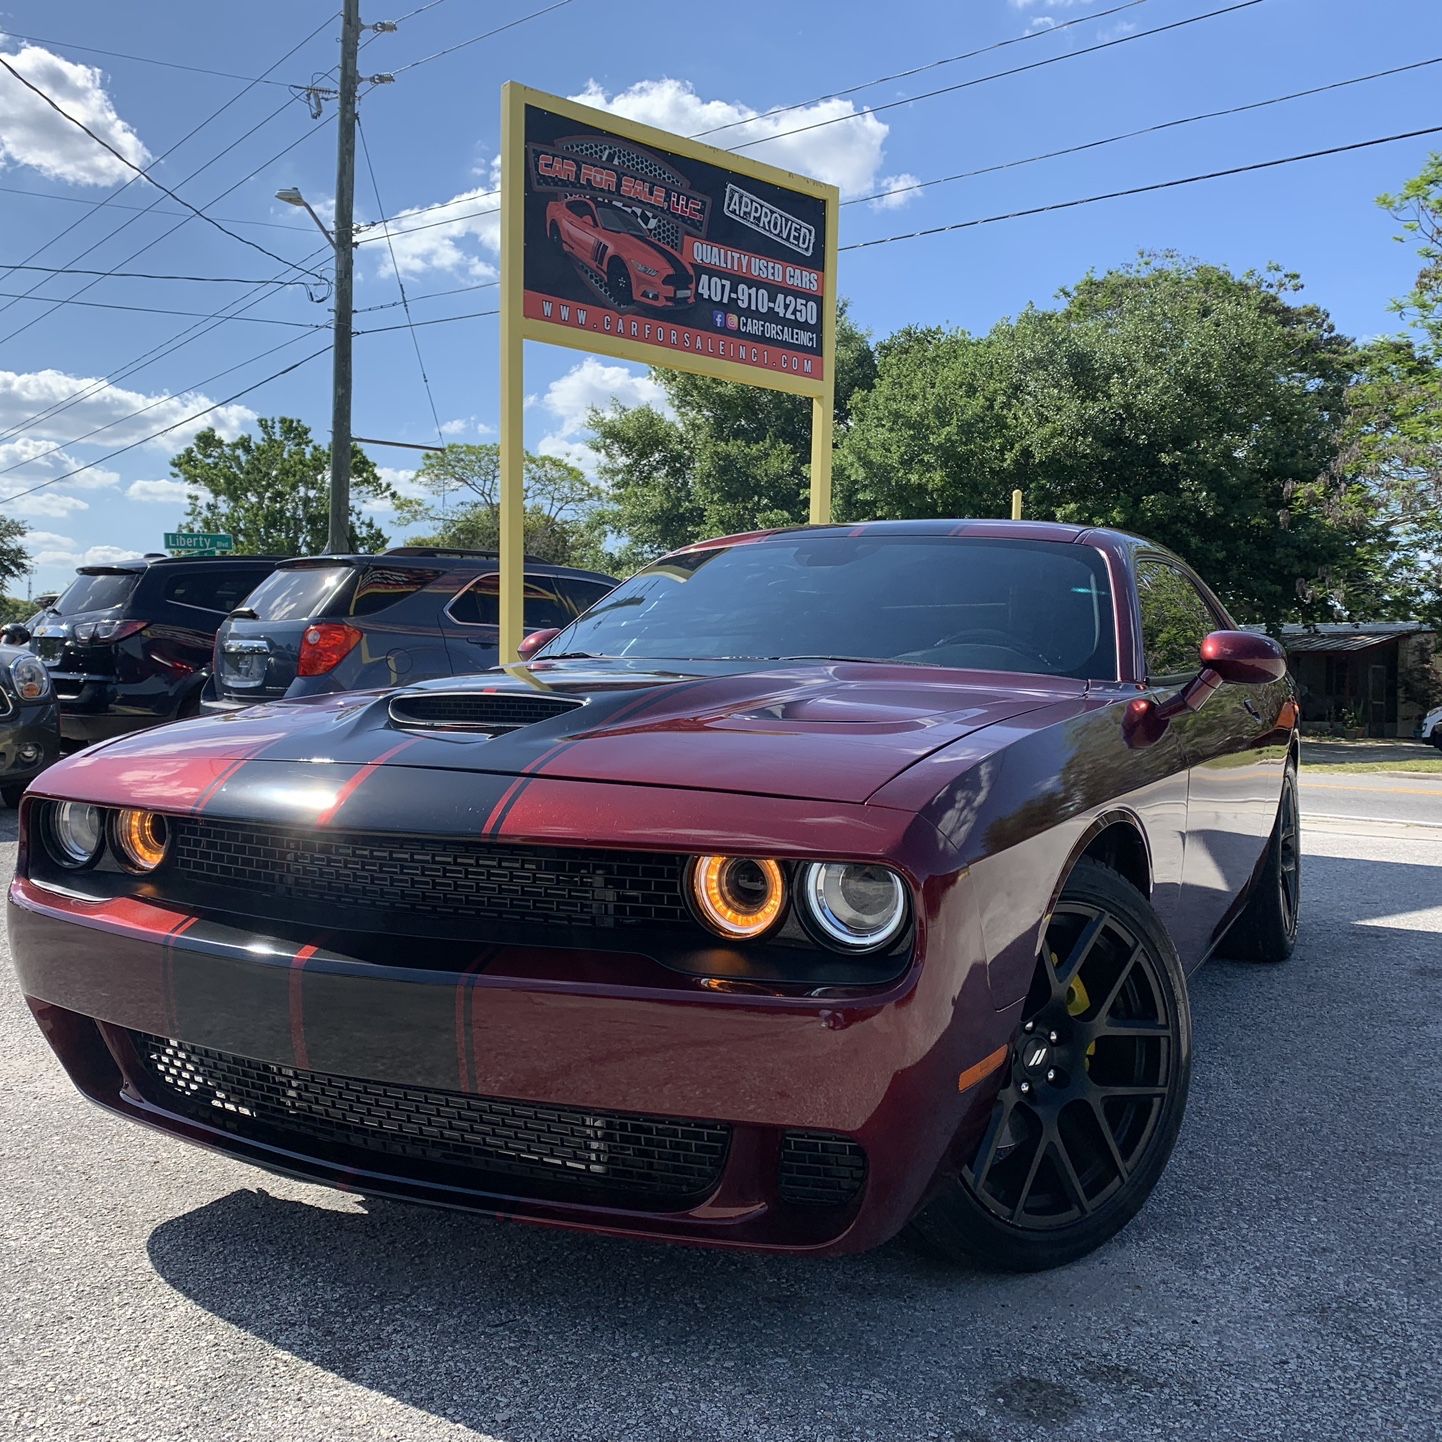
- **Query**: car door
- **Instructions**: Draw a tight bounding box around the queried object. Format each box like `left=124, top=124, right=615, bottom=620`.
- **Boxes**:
left=1135, top=557, right=1280, bottom=956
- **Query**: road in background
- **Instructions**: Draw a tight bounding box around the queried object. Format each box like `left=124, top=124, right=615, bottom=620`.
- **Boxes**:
left=1301, top=769, right=1442, bottom=828
left=2, top=811, right=1440, bottom=1442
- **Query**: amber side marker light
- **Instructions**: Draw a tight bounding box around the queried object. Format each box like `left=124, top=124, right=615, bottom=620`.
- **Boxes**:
left=113, top=808, right=169, bottom=872
left=690, top=855, right=785, bottom=940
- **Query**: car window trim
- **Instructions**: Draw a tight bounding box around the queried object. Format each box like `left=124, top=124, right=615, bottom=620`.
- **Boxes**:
left=1136, top=553, right=1228, bottom=688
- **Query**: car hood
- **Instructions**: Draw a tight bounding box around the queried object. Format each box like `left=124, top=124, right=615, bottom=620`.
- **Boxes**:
left=45, top=659, right=1087, bottom=806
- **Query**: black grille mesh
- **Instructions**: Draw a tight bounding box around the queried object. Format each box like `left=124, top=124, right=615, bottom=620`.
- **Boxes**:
left=778, top=1131, right=867, bottom=1207
left=128, top=1032, right=729, bottom=1205
left=388, top=692, right=581, bottom=731
left=170, top=818, right=691, bottom=931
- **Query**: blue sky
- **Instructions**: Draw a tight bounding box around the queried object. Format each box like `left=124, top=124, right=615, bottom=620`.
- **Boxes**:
left=1, top=0, right=1439, bottom=592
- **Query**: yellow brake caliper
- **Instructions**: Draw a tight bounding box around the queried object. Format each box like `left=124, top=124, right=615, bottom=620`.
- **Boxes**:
left=1059, top=958, right=1098, bottom=1066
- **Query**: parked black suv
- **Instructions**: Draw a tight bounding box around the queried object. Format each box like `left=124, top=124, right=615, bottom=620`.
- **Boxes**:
left=205, top=548, right=617, bottom=710
left=29, top=554, right=282, bottom=743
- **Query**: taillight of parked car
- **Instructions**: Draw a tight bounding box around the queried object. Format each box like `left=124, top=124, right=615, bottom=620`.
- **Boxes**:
left=71, top=619, right=148, bottom=644
left=297, top=622, right=363, bottom=676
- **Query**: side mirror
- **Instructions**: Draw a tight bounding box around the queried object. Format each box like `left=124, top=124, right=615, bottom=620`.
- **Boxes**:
left=516, top=627, right=561, bottom=661
left=1, top=624, right=31, bottom=645
left=1200, top=629, right=1287, bottom=686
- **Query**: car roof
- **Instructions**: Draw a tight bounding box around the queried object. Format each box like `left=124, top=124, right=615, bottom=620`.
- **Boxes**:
left=670, top=518, right=1124, bottom=553
left=75, top=554, right=285, bottom=575
left=272, top=548, right=617, bottom=584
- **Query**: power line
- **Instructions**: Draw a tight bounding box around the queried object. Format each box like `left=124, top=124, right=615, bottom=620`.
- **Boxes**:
left=0, top=10, right=335, bottom=304
left=0, top=240, right=333, bottom=446
left=356, top=307, right=498, bottom=334
left=0, top=28, right=301, bottom=86
left=840, top=124, right=1442, bottom=254
left=357, top=114, right=446, bottom=446
left=0, top=183, right=314, bottom=233
left=388, top=0, right=576, bottom=74
left=354, top=276, right=498, bottom=313
left=728, top=0, right=1267, bottom=153
left=694, top=0, right=1152, bottom=139
left=0, top=344, right=333, bottom=506
left=0, top=262, right=321, bottom=286
left=0, top=328, right=329, bottom=481
left=391, top=0, right=453, bottom=22
left=842, top=56, right=1442, bottom=208
left=0, top=291, right=327, bottom=328
left=0, top=54, right=328, bottom=281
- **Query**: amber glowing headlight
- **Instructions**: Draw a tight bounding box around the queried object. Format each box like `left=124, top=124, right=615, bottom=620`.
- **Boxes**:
left=112, top=808, right=169, bottom=873
left=689, top=855, right=785, bottom=940
left=800, top=861, right=908, bottom=951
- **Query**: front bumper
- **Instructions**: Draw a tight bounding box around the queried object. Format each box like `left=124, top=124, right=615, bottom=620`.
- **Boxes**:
left=0, top=705, right=60, bottom=783
left=10, top=856, right=1012, bottom=1254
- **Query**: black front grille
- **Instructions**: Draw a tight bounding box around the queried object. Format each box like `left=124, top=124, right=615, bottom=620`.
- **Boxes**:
left=388, top=692, right=582, bottom=732
left=170, top=818, right=692, bottom=932
left=779, top=1130, right=867, bottom=1207
left=128, top=1032, right=730, bottom=1206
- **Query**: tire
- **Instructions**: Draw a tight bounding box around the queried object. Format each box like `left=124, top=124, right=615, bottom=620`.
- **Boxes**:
left=1, top=782, right=26, bottom=808
left=913, top=859, right=1192, bottom=1271
left=1433, top=728, right=1442, bottom=753
left=548, top=222, right=561, bottom=249
left=1223, top=765, right=1300, bottom=964
left=607, top=259, right=633, bottom=308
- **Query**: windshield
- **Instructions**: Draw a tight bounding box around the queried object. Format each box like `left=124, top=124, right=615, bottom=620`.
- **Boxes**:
left=597, top=207, right=647, bottom=236
left=52, top=571, right=138, bottom=615
left=240, top=564, right=351, bottom=622
left=538, top=536, right=1117, bottom=679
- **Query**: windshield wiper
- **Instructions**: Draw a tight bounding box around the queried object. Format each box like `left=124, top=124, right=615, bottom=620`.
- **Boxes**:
left=227, top=607, right=259, bottom=620
left=536, top=650, right=602, bottom=660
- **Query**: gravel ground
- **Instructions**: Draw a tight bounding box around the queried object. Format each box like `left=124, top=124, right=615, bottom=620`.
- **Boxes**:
left=2, top=810, right=1439, bottom=1442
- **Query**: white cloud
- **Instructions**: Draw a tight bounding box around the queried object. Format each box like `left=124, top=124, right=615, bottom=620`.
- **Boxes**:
left=32, top=541, right=141, bottom=569
left=540, top=357, right=670, bottom=435
left=365, top=184, right=501, bottom=281
left=0, top=43, right=150, bottom=185
left=126, top=478, right=197, bottom=504
left=869, top=173, right=922, bottom=211
left=439, top=415, right=495, bottom=438
left=21, top=529, right=74, bottom=550
left=1026, top=16, right=1057, bottom=31
left=0, top=368, right=256, bottom=453
left=363, top=463, right=429, bottom=515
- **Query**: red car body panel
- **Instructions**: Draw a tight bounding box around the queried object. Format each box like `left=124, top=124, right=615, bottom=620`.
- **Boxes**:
left=545, top=197, right=694, bottom=308
left=7, top=520, right=1298, bottom=1254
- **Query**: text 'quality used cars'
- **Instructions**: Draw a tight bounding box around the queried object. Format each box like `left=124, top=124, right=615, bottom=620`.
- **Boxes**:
left=8, top=521, right=1299, bottom=1271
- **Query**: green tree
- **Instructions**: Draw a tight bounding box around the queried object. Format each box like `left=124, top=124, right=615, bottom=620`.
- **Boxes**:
left=169, top=417, right=393, bottom=555
left=836, top=255, right=1386, bottom=626
left=0, top=515, right=30, bottom=594
left=588, top=304, right=877, bottom=567
left=394, top=443, right=608, bottom=568
left=1343, top=154, right=1442, bottom=624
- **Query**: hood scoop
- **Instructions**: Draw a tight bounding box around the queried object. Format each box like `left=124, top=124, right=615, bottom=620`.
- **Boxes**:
left=388, top=690, right=583, bottom=734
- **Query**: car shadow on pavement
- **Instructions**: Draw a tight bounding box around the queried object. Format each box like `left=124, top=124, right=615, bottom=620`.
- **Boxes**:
left=141, top=850, right=1441, bottom=1442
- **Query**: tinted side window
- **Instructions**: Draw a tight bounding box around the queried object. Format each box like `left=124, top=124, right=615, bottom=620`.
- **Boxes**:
left=446, top=575, right=594, bottom=631
left=1137, top=560, right=1216, bottom=681
left=162, top=568, right=271, bottom=615
left=348, top=566, right=443, bottom=617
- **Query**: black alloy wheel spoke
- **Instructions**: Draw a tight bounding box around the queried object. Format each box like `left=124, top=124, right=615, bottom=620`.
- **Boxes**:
left=965, top=899, right=1177, bottom=1231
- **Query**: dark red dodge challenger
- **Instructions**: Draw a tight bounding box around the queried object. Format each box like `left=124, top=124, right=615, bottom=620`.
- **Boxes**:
left=9, top=521, right=1299, bottom=1271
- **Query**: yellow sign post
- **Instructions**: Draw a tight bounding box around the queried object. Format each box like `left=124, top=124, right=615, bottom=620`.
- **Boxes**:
left=498, top=81, right=839, bottom=660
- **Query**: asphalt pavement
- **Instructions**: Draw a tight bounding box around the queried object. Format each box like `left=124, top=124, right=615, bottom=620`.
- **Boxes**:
left=1300, top=770, right=1442, bottom=828
left=2, top=804, right=1440, bottom=1442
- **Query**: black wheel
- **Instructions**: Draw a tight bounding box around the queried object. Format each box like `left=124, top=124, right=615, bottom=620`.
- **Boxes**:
left=1224, top=765, right=1300, bottom=963
left=1, top=782, right=26, bottom=808
left=914, top=859, right=1192, bottom=1271
left=548, top=222, right=562, bottom=249
left=1432, top=728, right=1442, bottom=753
left=607, top=259, right=633, bottom=307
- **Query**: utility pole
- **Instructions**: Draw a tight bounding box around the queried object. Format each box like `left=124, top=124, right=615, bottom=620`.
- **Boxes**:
left=327, top=0, right=361, bottom=555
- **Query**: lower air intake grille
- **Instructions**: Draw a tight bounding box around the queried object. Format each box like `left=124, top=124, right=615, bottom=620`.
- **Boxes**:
left=169, top=818, right=691, bottom=932
left=128, top=1032, right=729, bottom=1207
left=388, top=691, right=581, bottom=731
left=779, top=1130, right=867, bottom=1207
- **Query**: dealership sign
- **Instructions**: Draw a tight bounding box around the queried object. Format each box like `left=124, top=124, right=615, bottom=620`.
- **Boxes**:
left=495, top=83, right=839, bottom=661
left=510, top=84, right=837, bottom=392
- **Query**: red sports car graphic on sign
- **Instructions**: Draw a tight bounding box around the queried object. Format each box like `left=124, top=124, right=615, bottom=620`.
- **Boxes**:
left=545, top=197, right=694, bottom=310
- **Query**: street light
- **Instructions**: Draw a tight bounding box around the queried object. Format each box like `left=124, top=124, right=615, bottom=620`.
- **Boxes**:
left=275, top=187, right=335, bottom=249
left=275, top=174, right=354, bottom=555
